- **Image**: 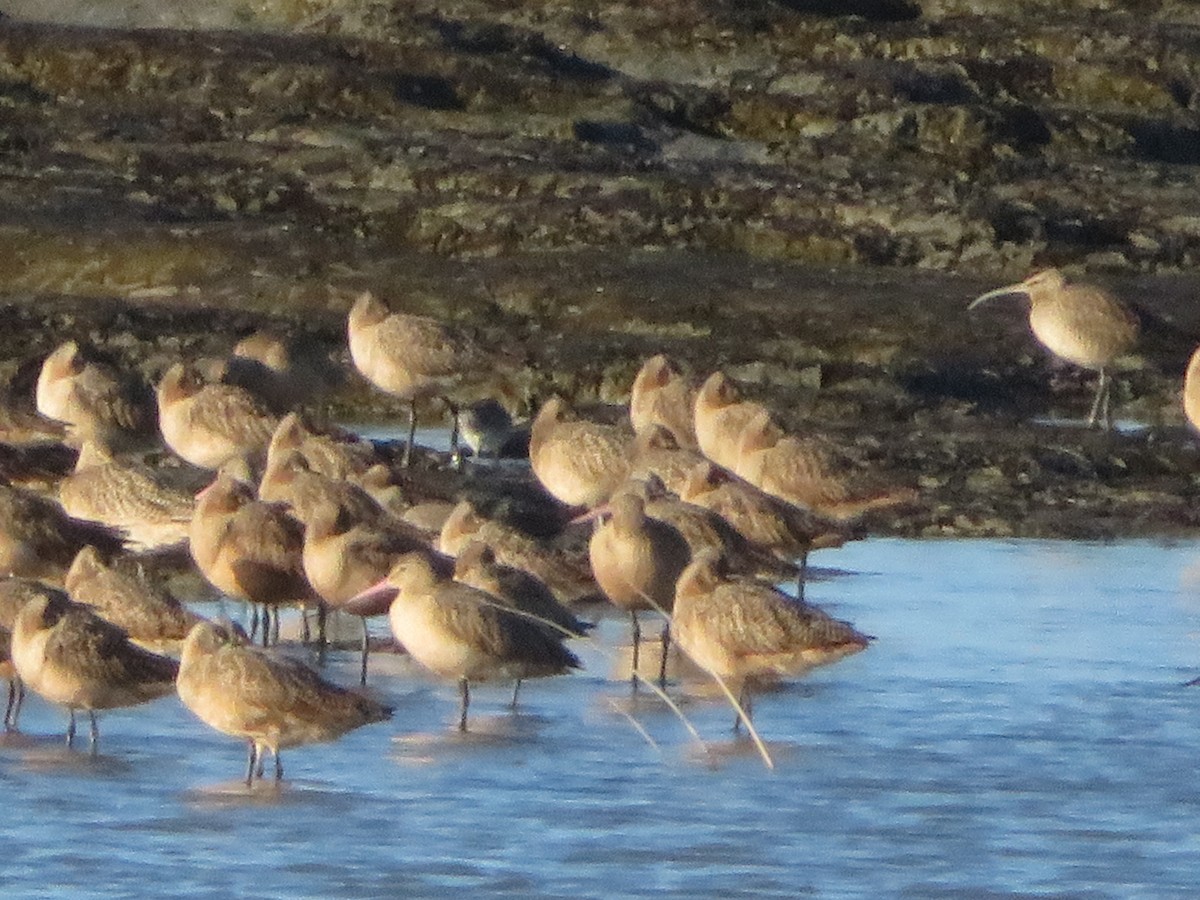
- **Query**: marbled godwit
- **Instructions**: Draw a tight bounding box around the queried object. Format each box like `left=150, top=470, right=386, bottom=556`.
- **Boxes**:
left=439, top=500, right=601, bottom=607
left=10, top=586, right=178, bottom=750
left=59, top=442, right=194, bottom=551
left=35, top=340, right=158, bottom=453
left=222, top=331, right=340, bottom=413
left=347, top=291, right=490, bottom=465
left=692, top=371, right=774, bottom=476
left=619, top=476, right=798, bottom=583
left=302, top=501, right=431, bottom=683
left=1184, top=346, right=1200, bottom=434
left=266, top=412, right=379, bottom=484
left=459, top=399, right=530, bottom=459
left=968, top=268, right=1140, bottom=428
left=177, top=619, right=392, bottom=785
left=260, top=448, right=390, bottom=526
left=189, top=472, right=316, bottom=646
left=588, top=491, right=691, bottom=687
left=354, top=551, right=580, bottom=730
left=0, top=577, right=46, bottom=729
left=157, top=362, right=279, bottom=470
left=678, top=460, right=851, bottom=599
left=0, top=440, right=77, bottom=489
left=529, top=396, right=632, bottom=509
left=0, top=393, right=66, bottom=445
left=629, top=354, right=698, bottom=450
left=628, top=424, right=710, bottom=497
left=735, top=409, right=917, bottom=523
left=64, top=547, right=202, bottom=654
left=0, top=480, right=125, bottom=582
left=673, top=549, right=871, bottom=728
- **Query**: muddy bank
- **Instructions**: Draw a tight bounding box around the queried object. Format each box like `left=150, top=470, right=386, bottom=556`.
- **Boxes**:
left=0, top=3, right=1197, bottom=538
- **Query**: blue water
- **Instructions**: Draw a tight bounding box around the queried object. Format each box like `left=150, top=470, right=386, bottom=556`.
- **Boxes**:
left=3, top=538, right=1200, bottom=897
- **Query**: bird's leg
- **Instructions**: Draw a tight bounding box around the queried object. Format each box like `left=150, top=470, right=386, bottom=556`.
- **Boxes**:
left=403, top=398, right=418, bottom=467
left=445, top=398, right=463, bottom=468
left=248, top=604, right=260, bottom=642
left=4, top=680, right=16, bottom=729
left=658, top=621, right=671, bottom=687
left=458, top=678, right=470, bottom=732
left=359, top=618, right=370, bottom=687
left=12, top=681, right=23, bottom=729
left=245, top=742, right=257, bottom=786
left=273, top=748, right=283, bottom=782
left=260, top=606, right=270, bottom=648
left=317, top=602, right=328, bottom=656
left=510, top=679, right=523, bottom=709
left=270, top=607, right=280, bottom=646
left=88, top=711, right=99, bottom=756
left=1087, top=369, right=1109, bottom=429
left=733, top=685, right=754, bottom=734
left=629, top=611, right=641, bottom=692
left=66, top=709, right=76, bottom=748
left=299, top=606, right=311, bottom=644
left=797, top=547, right=809, bottom=603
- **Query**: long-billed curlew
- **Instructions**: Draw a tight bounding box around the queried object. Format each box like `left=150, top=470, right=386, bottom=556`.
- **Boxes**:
left=347, top=292, right=490, bottom=465
left=529, top=396, right=632, bottom=509
left=629, top=354, right=699, bottom=450
left=587, top=491, right=691, bottom=687
left=351, top=551, right=580, bottom=731
left=968, top=268, right=1139, bottom=428
left=157, top=362, right=279, bottom=470
left=673, top=549, right=871, bottom=729
left=10, top=586, right=178, bottom=751
left=177, top=619, right=392, bottom=785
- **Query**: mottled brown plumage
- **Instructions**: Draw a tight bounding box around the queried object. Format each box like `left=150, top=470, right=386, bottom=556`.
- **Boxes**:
left=629, top=354, right=698, bottom=450
left=177, top=620, right=392, bottom=784
left=157, top=362, right=279, bottom=469
left=11, top=586, right=178, bottom=748
left=0, top=481, right=125, bottom=582
left=530, top=396, right=632, bottom=509
left=673, top=549, right=871, bottom=726
left=969, top=268, right=1140, bottom=428
left=0, top=577, right=47, bottom=729
left=221, top=331, right=340, bottom=413
left=64, top=546, right=202, bottom=653
left=0, top=440, right=78, bottom=488
left=627, top=425, right=708, bottom=496
left=692, top=371, right=774, bottom=476
left=1184, top=346, right=1200, bottom=435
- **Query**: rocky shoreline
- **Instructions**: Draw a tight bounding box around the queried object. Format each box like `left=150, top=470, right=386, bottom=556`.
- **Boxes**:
left=0, top=1, right=1197, bottom=538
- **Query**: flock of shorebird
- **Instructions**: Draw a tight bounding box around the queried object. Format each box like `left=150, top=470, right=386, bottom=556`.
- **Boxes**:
left=0, top=268, right=1197, bottom=784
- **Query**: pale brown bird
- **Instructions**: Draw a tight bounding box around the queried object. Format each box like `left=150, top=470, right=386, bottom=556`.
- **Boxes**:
left=968, top=268, right=1140, bottom=428
left=627, top=425, right=708, bottom=496
left=35, top=340, right=159, bottom=453
left=157, top=362, right=279, bottom=470
left=347, top=291, right=490, bottom=465
left=0, top=480, right=125, bottom=582
left=221, top=331, right=340, bottom=413
left=352, top=551, right=580, bottom=730
left=0, top=393, right=67, bottom=445
left=735, top=410, right=917, bottom=524
left=438, top=500, right=601, bottom=608
left=177, top=619, right=392, bottom=785
left=0, top=577, right=45, bottom=729
left=189, top=472, right=317, bottom=646
left=629, top=354, right=698, bottom=450
left=302, top=500, right=431, bottom=684
left=673, top=549, right=871, bottom=729
left=0, top=440, right=78, bottom=489
left=529, top=396, right=632, bottom=509
left=692, top=371, right=774, bottom=476
left=59, top=442, right=194, bottom=551
left=266, top=413, right=380, bottom=484
left=1184, top=346, right=1200, bottom=435
left=587, top=491, right=691, bottom=687
left=10, top=586, right=178, bottom=750
left=64, top=547, right=203, bottom=654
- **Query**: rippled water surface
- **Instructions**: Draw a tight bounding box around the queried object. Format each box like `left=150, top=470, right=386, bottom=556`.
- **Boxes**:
left=4, top=538, right=1200, bottom=898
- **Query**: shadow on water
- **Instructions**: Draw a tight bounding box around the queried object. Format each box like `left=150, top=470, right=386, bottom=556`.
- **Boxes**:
left=1, top=732, right=137, bottom=777
left=391, top=710, right=553, bottom=764
left=183, top=778, right=363, bottom=810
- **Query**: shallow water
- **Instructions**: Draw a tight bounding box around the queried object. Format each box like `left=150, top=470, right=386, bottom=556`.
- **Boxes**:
left=4, top=537, right=1200, bottom=897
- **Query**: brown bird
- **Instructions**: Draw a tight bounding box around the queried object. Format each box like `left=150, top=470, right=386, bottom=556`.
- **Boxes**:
left=347, top=291, right=490, bottom=465
left=438, top=500, right=601, bottom=608
left=587, top=491, right=691, bottom=687
left=629, top=354, right=698, bottom=450
left=0, top=440, right=77, bottom=489
left=64, top=547, right=203, bottom=654
left=177, top=619, right=392, bottom=785
left=1184, top=346, right=1200, bottom=435
left=352, top=551, right=580, bottom=730
left=266, top=413, right=380, bottom=484
left=35, top=340, right=159, bottom=453
left=0, top=480, right=125, bottom=582
left=968, top=268, right=1140, bottom=429
left=530, top=396, right=632, bottom=509
left=10, top=586, right=178, bottom=750
left=59, top=442, right=194, bottom=552
left=189, top=472, right=317, bottom=646
left=0, top=577, right=48, bottom=729
left=157, top=362, right=279, bottom=470
left=735, top=409, right=917, bottom=524
left=627, top=425, right=708, bottom=496
left=221, top=331, right=340, bottom=413
left=673, top=549, right=871, bottom=729
left=692, top=371, right=774, bottom=476
left=0, top=393, right=67, bottom=445
left=302, top=500, right=431, bottom=684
